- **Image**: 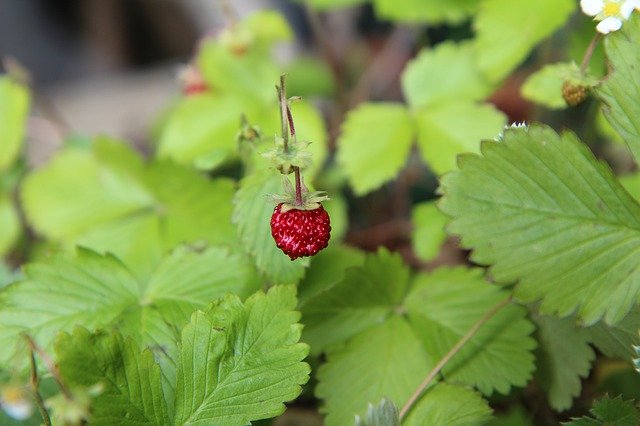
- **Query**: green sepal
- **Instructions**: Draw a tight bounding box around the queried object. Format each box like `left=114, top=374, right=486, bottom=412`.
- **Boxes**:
left=268, top=176, right=329, bottom=211
left=262, top=136, right=313, bottom=174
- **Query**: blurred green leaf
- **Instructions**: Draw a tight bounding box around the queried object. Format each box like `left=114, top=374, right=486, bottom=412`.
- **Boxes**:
left=485, top=407, right=533, bottom=426
left=598, top=14, right=640, bottom=165
left=412, top=201, right=448, bottom=262
left=403, top=384, right=492, bottom=426
left=585, top=307, right=640, bottom=359
left=354, top=398, right=399, bottom=426
left=415, top=102, right=506, bottom=175
left=233, top=172, right=309, bottom=285
left=406, top=267, right=536, bottom=395
left=294, top=0, right=367, bottom=10
left=402, top=42, right=492, bottom=109
left=374, top=0, right=480, bottom=24
left=439, top=124, right=640, bottom=324
left=0, top=195, right=20, bottom=256
left=474, top=0, right=575, bottom=83
left=316, top=317, right=431, bottom=426
left=0, top=77, right=30, bottom=172
left=337, top=103, right=414, bottom=195
left=242, top=10, right=293, bottom=48
left=534, top=315, right=595, bottom=411
left=521, top=63, right=574, bottom=109
left=285, top=57, right=335, bottom=97
left=565, top=395, right=640, bottom=425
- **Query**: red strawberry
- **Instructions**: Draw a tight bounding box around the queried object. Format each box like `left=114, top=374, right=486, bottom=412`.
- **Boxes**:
left=271, top=203, right=331, bottom=260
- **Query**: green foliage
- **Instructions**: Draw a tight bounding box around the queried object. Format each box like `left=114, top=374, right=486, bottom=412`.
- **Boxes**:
left=0, top=195, right=20, bottom=257
left=354, top=398, right=399, bottom=426
left=406, top=268, right=535, bottom=395
left=534, top=315, right=595, bottom=411
left=0, top=77, right=29, bottom=172
left=375, top=0, right=480, bottom=24
left=403, top=384, right=492, bottom=426
left=597, top=14, right=640, bottom=165
left=473, top=0, right=575, bottom=83
left=521, top=63, right=573, bottom=109
left=53, top=286, right=309, bottom=425
left=439, top=124, right=640, bottom=325
left=337, top=103, right=414, bottom=195
left=565, top=395, right=640, bottom=426
left=411, top=201, right=448, bottom=262
left=585, top=308, right=640, bottom=359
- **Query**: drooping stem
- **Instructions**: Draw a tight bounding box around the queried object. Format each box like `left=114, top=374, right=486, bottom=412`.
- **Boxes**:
left=24, top=335, right=73, bottom=400
left=580, top=33, right=602, bottom=74
left=28, top=348, right=52, bottom=426
left=398, top=296, right=512, bottom=420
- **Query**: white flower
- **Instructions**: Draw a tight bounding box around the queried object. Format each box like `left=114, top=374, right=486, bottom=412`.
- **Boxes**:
left=0, top=385, right=33, bottom=420
left=580, top=0, right=640, bottom=33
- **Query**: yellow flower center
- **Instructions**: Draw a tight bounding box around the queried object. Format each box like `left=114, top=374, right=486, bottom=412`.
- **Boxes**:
left=604, top=1, right=621, bottom=17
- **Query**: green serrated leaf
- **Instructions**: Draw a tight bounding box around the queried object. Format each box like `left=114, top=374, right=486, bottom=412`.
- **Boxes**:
left=337, top=103, right=414, bottom=195
left=565, top=395, right=640, bottom=426
left=585, top=307, right=640, bottom=359
left=55, top=328, right=170, bottom=425
left=411, top=201, right=448, bottom=262
left=316, top=316, right=431, bottom=426
left=405, top=267, right=535, bottom=395
left=174, top=285, right=310, bottom=425
left=597, top=13, right=640, bottom=165
left=354, top=398, right=399, bottom=426
left=0, top=77, right=30, bottom=171
left=473, top=0, right=576, bottom=83
left=374, top=0, right=480, bottom=24
left=534, top=315, right=595, bottom=411
left=0, top=195, right=20, bottom=256
left=415, top=101, right=506, bottom=176
left=439, top=124, right=640, bottom=325
left=403, top=383, right=492, bottom=426
left=302, top=248, right=409, bottom=354
left=0, top=246, right=258, bottom=373
left=233, top=172, right=309, bottom=284
left=402, top=42, right=492, bottom=109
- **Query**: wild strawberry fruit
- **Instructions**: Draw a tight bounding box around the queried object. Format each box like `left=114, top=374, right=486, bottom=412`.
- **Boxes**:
left=562, top=80, right=588, bottom=107
left=271, top=203, right=331, bottom=260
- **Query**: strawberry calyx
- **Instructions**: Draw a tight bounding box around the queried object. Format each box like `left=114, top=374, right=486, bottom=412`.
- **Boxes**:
left=270, top=176, right=329, bottom=212
left=262, top=136, right=312, bottom=175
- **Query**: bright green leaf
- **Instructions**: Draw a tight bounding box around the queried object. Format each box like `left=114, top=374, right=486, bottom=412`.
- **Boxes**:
left=405, top=267, right=536, bottom=395
left=412, top=201, right=449, bottom=262
left=473, top=0, right=575, bottom=83
left=403, top=383, right=492, bottom=426
left=534, top=315, right=595, bottom=411
left=439, top=124, right=640, bottom=324
left=585, top=307, right=640, bottom=359
left=374, top=0, right=480, bottom=24
left=337, top=103, right=414, bottom=195
left=0, top=77, right=30, bottom=171
left=233, top=172, right=309, bottom=285
left=55, top=328, right=170, bottom=425
left=285, top=57, right=335, bottom=97
left=316, top=317, right=431, bottom=426
left=294, top=0, right=366, bottom=10
left=302, top=249, right=409, bottom=354
left=598, top=14, right=640, bottom=165
left=174, top=285, right=309, bottom=425
left=0, top=195, right=20, bottom=256
left=565, top=395, right=640, bottom=426
left=521, top=63, right=572, bottom=109
left=415, top=101, right=506, bottom=175
left=354, top=398, right=399, bottom=426
left=402, top=42, right=491, bottom=109
left=242, top=10, right=293, bottom=47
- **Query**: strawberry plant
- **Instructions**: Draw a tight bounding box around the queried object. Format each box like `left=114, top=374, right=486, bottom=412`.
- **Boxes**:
left=1, top=1, right=640, bottom=425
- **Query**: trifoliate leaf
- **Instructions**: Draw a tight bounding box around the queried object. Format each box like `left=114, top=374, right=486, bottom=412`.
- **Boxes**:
left=534, top=315, right=595, bottom=411
left=405, top=267, right=535, bottom=395
left=337, top=103, right=414, bottom=195
left=585, top=307, right=640, bottom=359
left=411, top=201, right=448, bottom=262
left=439, top=124, right=640, bottom=325
left=174, top=285, right=309, bottom=425
left=0, top=195, right=19, bottom=256
left=297, top=245, right=365, bottom=306
left=302, top=249, right=409, bottom=354
left=0, top=77, right=29, bottom=171
left=473, top=0, right=576, bottom=83
left=374, top=0, right=480, bottom=24
left=415, top=101, right=506, bottom=175
left=565, top=395, right=640, bottom=426
left=54, top=328, right=170, bottom=425
left=598, top=14, right=640, bottom=166
left=403, top=384, right=492, bottom=426
left=0, top=246, right=258, bottom=372
left=21, top=138, right=237, bottom=278
left=354, top=398, right=399, bottom=426
left=233, top=172, right=309, bottom=285
left=402, top=42, right=492, bottom=109
left=316, top=317, right=431, bottom=426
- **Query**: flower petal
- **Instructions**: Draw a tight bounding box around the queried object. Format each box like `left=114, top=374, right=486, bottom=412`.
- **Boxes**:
left=621, top=0, right=640, bottom=17
left=596, top=16, right=623, bottom=33
left=581, top=0, right=604, bottom=15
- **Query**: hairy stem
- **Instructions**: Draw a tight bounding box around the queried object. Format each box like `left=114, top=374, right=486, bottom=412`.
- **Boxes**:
left=24, top=335, right=73, bottom=400
left=278, top=75, right=289, bottom=153
left=580, top=33, right=602, bottom=74
left=399, top=296, right=512, bottom=420
left=28, top=348, right=52, bottom=426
